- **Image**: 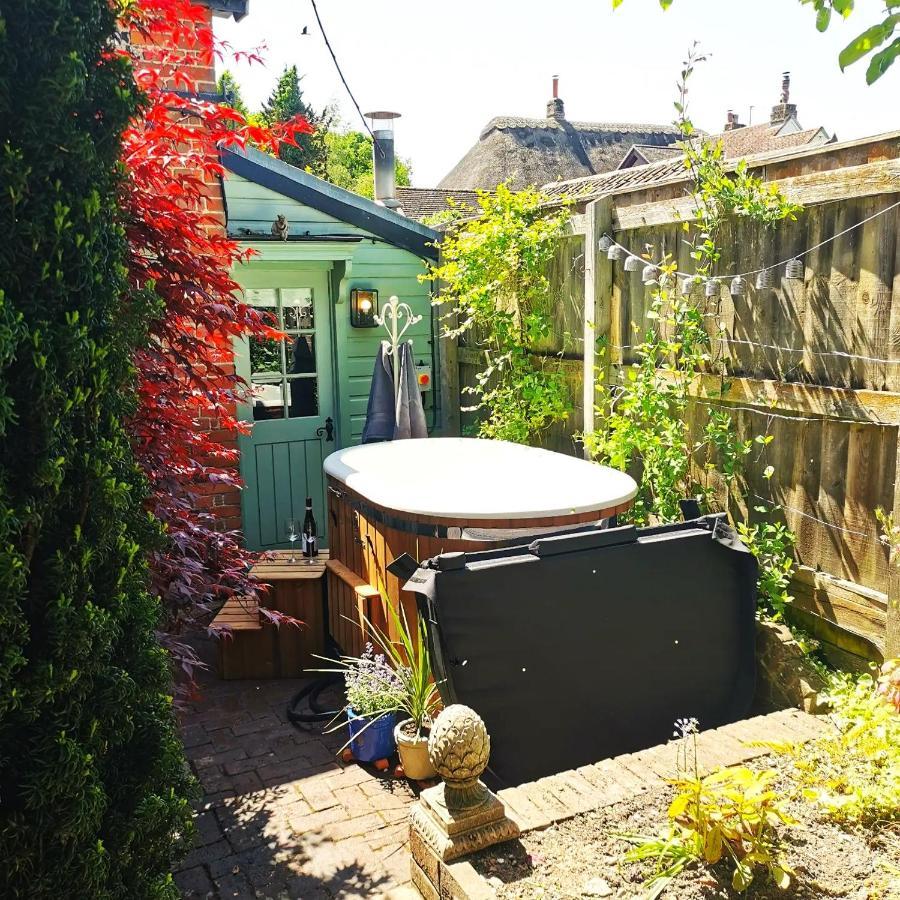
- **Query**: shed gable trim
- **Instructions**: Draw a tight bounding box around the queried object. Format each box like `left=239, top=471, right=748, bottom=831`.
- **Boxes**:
left=220, top=146, right=439, bottom=260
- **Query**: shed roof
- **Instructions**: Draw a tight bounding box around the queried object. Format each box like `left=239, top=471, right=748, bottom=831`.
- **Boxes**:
left=200, top=0, right=249, bottom=20
left=220, top=145, right=439, bottom=260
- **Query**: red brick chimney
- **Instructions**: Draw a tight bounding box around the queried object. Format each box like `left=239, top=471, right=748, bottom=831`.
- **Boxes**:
left=723, top=109, right=744, bottom=131
left=770, top=71, right=797, bottom=125
left=547, top=74, right=565, bottom=120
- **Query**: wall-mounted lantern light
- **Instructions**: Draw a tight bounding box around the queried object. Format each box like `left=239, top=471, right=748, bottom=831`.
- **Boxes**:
left=350, top=289, right=379, bottom=327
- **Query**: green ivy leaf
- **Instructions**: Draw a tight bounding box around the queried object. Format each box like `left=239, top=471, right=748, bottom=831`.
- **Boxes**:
left=816, top=7, right=831, bottom=31
left=839, top=17, right=898, bottom=70
left=865, top=37, right=900, bottom=83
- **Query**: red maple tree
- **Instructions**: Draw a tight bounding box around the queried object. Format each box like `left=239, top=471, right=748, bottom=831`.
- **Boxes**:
left=117, top=0, right=311, bottom=686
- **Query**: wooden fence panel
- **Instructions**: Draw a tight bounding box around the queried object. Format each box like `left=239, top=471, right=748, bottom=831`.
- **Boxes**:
left=452, top=180, right=900, bottom=664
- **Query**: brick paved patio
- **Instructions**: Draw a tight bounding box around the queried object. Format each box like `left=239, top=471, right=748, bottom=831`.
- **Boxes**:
left=175, top=641, right=417, bottom=899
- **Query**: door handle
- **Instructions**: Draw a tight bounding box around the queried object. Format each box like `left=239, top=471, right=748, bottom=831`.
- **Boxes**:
left=316, top=417, right=334, bottom=442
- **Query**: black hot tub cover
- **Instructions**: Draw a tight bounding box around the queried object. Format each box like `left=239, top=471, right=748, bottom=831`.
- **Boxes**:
left=404, top=515, right=758, bottom=788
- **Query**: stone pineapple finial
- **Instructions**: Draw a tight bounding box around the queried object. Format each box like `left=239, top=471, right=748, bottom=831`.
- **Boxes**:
left=409, top=703, right=519, bottom=866
left=428, top=704, right=491, bottom=811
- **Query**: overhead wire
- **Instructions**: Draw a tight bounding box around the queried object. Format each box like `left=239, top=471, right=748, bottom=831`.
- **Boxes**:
left=308, top=0, right=382, bottom=155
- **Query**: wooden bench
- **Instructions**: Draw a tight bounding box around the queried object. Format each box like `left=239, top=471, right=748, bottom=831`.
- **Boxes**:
left=214, top=551, right=329, bottom=680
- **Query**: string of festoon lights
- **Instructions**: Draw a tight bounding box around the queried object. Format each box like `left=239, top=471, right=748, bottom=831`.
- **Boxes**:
left=597, top=196, right=900, bottom=299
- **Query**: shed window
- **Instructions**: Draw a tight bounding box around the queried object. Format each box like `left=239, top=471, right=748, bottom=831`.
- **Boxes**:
left=245, top=288, right=318, bottom=420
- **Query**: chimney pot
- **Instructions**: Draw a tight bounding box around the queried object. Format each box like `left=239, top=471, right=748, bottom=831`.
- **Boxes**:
left=364, top=110, right=402, bottom=208
left=547, top=77, right=565, bottom=121
left=724, top=109, right=742, bottom=131
left=770, top=71, right=797, bottom=125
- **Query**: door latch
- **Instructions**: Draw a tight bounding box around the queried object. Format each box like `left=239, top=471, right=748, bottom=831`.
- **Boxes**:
left=316, top=417, right=334, bottom=442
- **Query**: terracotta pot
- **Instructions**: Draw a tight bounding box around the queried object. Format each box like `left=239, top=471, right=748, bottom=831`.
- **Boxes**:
left=394, top=719, right=437, bottom=780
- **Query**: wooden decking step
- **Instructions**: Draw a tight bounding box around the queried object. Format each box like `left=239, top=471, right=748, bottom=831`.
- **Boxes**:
left=210, top=596, right=261, bottom=631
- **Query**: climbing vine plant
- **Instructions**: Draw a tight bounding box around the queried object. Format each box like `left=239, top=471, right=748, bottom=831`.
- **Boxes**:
left=426, top=184, right=572, bottom=444
left=584, top=46, right=803, bottom=618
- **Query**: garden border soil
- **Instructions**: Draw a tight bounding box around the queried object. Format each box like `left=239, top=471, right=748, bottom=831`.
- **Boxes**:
left=408, top=709, right=833, bottom=899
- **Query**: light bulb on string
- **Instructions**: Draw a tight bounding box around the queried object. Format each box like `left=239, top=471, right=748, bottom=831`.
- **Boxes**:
left=598, top=234, right=613, bottom=252
left=785, top=258, right=804, bottom=280
left=624, top=255, right=642, bottom=272
left=755, top=269, right=773, bottom=290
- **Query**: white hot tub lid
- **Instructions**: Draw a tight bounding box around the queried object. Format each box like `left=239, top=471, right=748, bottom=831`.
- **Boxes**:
left=323, top=438, right=637, bottom=521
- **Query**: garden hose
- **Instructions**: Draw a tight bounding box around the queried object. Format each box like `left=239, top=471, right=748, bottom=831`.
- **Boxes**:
left=286, top=633, right=344, bottom=726
left=285, top=672, right=343, bottom=725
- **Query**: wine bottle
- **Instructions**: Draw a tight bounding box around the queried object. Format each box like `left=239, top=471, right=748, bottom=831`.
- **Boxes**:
left=302, top=497, right=318, bottom=559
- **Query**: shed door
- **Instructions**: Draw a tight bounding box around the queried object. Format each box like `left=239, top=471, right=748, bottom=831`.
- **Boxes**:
left=235, top=270, right=334, bottom=550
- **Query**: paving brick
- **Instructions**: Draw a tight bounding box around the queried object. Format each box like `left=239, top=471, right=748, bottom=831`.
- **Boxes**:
left=287, top=803, right=345, bottom=835
left=256, top=759, right=311, bottom=788
left=208, top=848, right=264, bottom=880
left=574, top=764, right=631, bottom=806
left=439, top=860, right=497, bottom=900
left=367, top=822, right=409, bottom=851
left=223, top=754, right=270, bottom=776
left=297, top=773, right=341, bottom=811
left=182, top=836, right=232, bottom=868
left=180, top=724, right=211, bottom=750
left=634, top=742, right=681, bottom=779
left=211, top=870, right=254, bottom=899
left=192, top=746, right=247, bottom=770
left=612, top=753, right=665, bottom=788
left=534, top=773, right=593, bottom=818
left=411, top=858, right=440, bottom=900
left=325, top=811, right=387, bottom=841
left=519, top=779, right=571, bottom=823
left=557, top=769, right=611, bottom=808
left=193, top=808, right=223, bottom=847
left=589, top=757, right=649, bottom=795
left=497, top=785, right=552, bottom=831
left=335, top=783, right=376, bottom=817
left=768, top=707, right=830, bottom=740
left=174, top=864, right=214, bottom=897
left=410, top=823, right=440, bottom=888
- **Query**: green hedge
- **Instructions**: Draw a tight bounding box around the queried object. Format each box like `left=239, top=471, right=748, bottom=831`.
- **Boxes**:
left=0, top=2, right=193, bottom=896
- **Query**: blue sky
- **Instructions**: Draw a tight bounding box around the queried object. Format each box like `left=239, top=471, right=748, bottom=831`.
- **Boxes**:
left=215, top=0, right=899, bottom=187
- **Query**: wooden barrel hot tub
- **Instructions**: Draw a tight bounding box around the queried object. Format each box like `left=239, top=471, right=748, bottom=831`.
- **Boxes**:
left=323, top=438, right=638, bottom=656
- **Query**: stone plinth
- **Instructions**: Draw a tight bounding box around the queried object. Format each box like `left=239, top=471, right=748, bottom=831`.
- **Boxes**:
left=409, top=705, right=519, bottom=868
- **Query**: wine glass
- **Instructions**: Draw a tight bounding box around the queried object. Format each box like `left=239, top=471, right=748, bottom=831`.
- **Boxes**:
left=284, top=518, right=300, bottom=563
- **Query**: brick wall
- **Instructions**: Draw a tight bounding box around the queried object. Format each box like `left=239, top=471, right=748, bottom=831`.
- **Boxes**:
left=134, top=4, right=243, bottom=534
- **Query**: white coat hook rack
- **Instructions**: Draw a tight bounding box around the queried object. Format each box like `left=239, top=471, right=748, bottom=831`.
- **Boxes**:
left=375, top=294, right=422, bottom=402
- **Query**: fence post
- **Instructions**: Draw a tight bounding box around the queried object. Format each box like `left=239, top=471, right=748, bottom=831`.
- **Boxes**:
left=888, top=445, right=900, bottom=657
left=434, top=271, right=461, bottom=437
left=583, top=198, right=613, bottom=457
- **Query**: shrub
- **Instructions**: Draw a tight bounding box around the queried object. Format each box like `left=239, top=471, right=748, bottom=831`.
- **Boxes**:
left=781, top=669, right=900, bottom=824
left=620, top=720, right=794, bottom=896
left=0, top=2, right=193, bottom=896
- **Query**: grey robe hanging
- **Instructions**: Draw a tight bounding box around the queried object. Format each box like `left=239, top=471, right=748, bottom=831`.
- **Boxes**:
left=394, top=340, right=428, bottom=440
left=361, top=340, right=427, bottom=443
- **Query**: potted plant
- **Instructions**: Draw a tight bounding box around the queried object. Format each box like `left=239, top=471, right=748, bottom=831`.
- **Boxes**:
left=336, top=643, right=405, bottom=763
left=363, top=602, right=442, bottom=780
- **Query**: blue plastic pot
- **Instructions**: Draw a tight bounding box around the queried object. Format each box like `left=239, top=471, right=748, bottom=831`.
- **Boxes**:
left=346, top=708, right=396, bottom=762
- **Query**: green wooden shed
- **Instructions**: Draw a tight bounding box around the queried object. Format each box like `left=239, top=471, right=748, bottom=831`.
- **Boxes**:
left=220, top=146, right=441, bottom=551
